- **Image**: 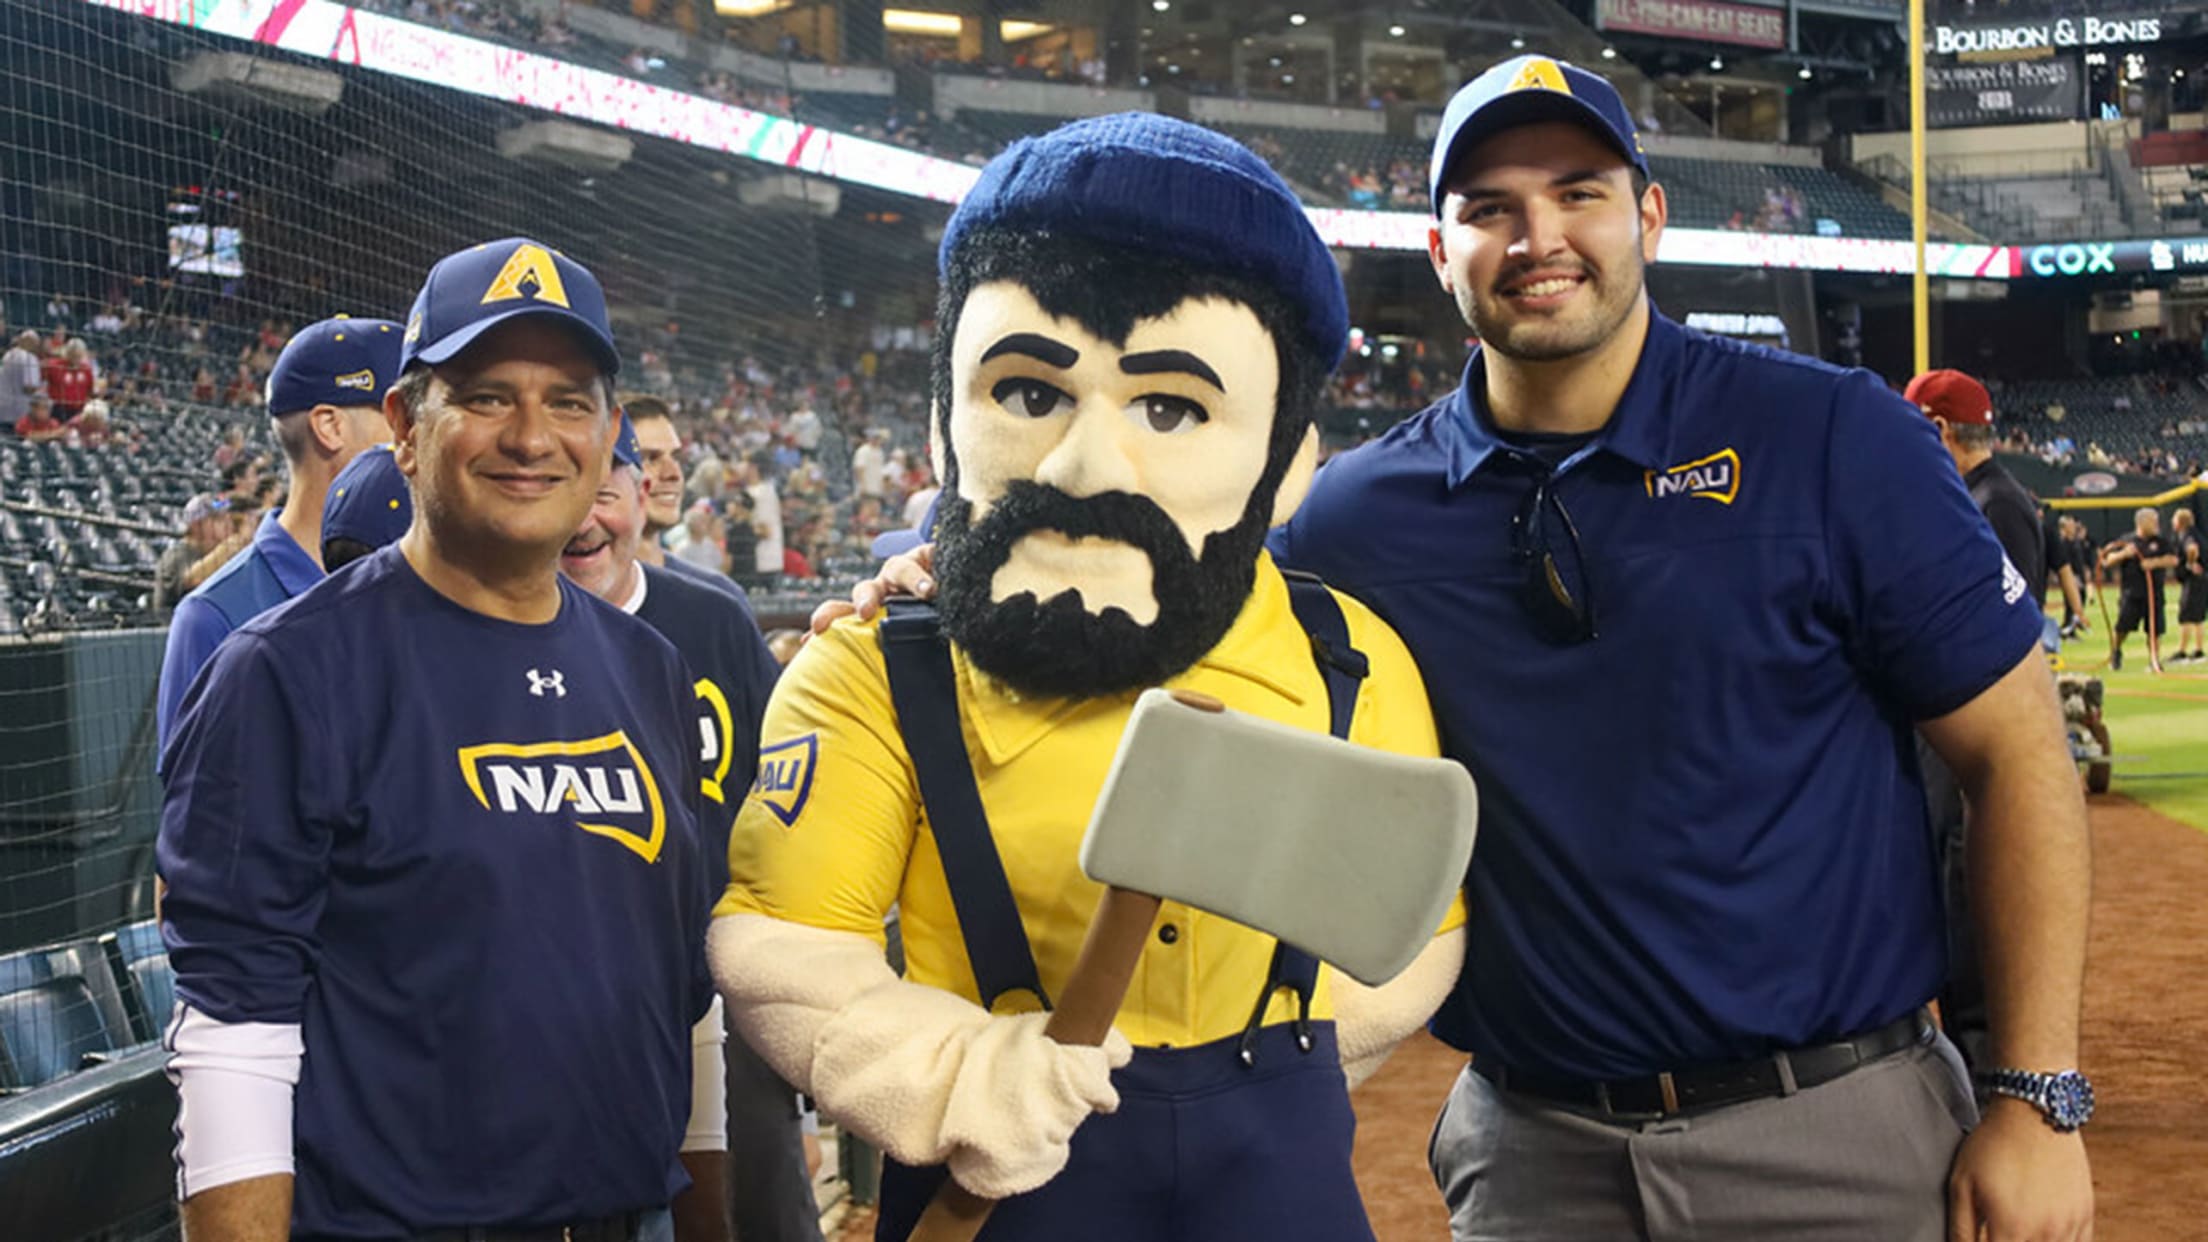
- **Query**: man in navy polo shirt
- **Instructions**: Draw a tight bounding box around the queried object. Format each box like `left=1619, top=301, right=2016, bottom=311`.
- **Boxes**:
left=154, top=316, right=403, bottom=761
left=1273, top=55, right=2093, bottom=1242
left=159, top=240, right=728, bottom=1242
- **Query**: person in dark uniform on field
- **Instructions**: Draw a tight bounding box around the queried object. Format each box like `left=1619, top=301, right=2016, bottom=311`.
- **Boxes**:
left=2102, top=507, right=2179, bottom=671
left=2172, top=508, right=2205, bottom=663
left=1904, top=367, right=2055, bottom=1071
left=2053, top=515, right=2094, bottom=639
left=559, top=415, right=814, bottom=1242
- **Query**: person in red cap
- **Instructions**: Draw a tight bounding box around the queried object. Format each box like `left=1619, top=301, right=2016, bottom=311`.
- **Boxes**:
left=1904, top=369, right=2047, bottom=614
left=1903, top=367, right=2057, bottom=1083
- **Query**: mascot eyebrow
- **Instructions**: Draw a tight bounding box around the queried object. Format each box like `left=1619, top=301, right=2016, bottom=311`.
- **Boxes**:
left=980, top=332, right=1227, bottom=394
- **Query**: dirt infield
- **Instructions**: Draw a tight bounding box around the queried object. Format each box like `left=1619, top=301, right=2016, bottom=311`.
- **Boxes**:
left=1348, top=793, right=2208, bottom=1242
left=839, top=794, right=2207, bottom=1240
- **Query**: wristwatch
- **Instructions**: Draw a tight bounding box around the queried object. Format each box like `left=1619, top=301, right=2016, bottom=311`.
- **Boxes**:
left=1974, top=1067, right=2095, bottom=1132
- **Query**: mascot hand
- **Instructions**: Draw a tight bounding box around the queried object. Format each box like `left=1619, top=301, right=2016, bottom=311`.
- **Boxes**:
left=937, top=1012, right=1134, bottom=1198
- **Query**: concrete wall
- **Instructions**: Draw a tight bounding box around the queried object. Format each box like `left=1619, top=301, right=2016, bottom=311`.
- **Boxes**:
left=1850, top=119, right=2141, bottom=179
left=1187, top=97, right=1387, bottom=134
left=934, top=74, right=1153, bottom=119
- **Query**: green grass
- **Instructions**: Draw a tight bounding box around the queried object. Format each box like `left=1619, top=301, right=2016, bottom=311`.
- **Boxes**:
left=2051, top=622, right=2208, bottom=835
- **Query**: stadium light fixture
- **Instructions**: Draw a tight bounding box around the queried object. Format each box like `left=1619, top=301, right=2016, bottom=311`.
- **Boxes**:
left=1601, top=46, right=1617, bottom=60
left=883, top=9, right=963, bottom=36
left=1799, top=64, right=1813, bottom=80
left=1510, top=34, right=1525, bottom=50
left=1290, top=13, right=1308, bottom=26
left=1709, top=55, right=1724, bottom=71
left=1389, top=25, right=1405, bottom=37
left=1153, top=0, right=1170, bottom=12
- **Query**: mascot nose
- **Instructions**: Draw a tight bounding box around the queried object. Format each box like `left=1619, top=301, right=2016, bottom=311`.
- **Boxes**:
left=1033, top=400, right=1140, bottom=499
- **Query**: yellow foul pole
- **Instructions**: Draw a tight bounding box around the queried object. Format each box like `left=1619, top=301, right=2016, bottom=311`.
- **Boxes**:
left=1910, top=0, right=1929, bottom=374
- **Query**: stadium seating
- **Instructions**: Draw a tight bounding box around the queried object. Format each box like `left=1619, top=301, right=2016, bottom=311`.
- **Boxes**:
left=101, top=921, right=175, bottom=1046
left=1997, top=376, right=2208, bottom=472
left=0, top=938, right=139, bottom=1090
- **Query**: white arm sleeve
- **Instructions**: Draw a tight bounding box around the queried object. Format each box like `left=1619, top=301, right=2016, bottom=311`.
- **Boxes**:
left=166, top=1005, right=303, bottom=1198
left=709, top=913, right=1131, bottom=1199
left=683, top=995, right=729, bottom=1153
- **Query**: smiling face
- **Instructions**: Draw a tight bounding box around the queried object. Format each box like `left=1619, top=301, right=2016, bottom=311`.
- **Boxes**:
left=560, top=462, right=646, bottom=602
left=1428, top=120, right=1663, bottom=363
left=389, top=317, right=615, bottom=571
left=631, top=414, right=686, bottom=533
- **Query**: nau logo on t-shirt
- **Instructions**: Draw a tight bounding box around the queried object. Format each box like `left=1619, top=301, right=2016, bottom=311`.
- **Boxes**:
left=752, top=733, right=818, bottom=827
left=456, top=731, right=667, bottom=862
left=695, top=677, right=737, bottom=804
left=1644, top=448, right=1742, bottom=505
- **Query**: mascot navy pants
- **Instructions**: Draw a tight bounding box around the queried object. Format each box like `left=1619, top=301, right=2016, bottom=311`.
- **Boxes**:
left=874, top=1023, right=1373, bottom=1242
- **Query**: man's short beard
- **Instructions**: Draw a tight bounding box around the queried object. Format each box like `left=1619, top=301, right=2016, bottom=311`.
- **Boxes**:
left=933, top=480, right=1273, bottom=700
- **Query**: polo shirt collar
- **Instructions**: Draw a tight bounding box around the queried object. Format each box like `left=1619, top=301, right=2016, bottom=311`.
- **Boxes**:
left=1441, top=302, right=1684, bottom=487
left=254, top=510, right=325, bottom=596
left=957, top=552, right=1313, bottom=766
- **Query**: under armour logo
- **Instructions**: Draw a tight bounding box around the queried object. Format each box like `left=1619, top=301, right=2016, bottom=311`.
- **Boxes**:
left=527, top=668, right=567, bottom=698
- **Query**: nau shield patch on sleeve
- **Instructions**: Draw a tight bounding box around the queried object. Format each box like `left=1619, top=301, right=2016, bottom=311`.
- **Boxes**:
left=753, top=733, right=819, bottom=827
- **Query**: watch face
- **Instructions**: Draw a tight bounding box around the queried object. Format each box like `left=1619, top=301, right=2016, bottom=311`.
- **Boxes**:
left=2049, top=1071, right=2096, bottom=1128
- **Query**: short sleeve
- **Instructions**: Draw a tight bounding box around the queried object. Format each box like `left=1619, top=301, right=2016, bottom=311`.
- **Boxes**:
left=1821, top=373, right=2044, bottom=720
left=154, top=595, right=229, bottom=774
left=157, top=634, right=332, bottom=1025
left=715, top=620, right=916, bottom=943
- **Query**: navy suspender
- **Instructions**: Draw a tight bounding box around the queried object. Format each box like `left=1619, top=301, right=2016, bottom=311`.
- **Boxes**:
left=880, top=573, right=1370, bottom=1062
left=879, top=599, right=1051, bottom=1014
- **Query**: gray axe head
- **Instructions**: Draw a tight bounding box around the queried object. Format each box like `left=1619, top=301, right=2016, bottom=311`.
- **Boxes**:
left=1079, top=689, right=1478, bottom=986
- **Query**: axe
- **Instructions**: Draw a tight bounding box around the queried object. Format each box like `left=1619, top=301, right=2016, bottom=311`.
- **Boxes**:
left=907, top=688, right=1478, bottom=1241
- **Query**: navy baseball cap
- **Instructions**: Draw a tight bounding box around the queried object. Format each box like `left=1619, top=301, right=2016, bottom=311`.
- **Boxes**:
left=266, top=317, right=405, bottom=417
left=940, top=112, right=1349, bottom=370
left=611, top=409, right=641, bottom=469
left=1429, top=55, right=1649, bottom=214
left=401, top=238, right=620, bottom=377
left=323, top=443, right=413, bottom=552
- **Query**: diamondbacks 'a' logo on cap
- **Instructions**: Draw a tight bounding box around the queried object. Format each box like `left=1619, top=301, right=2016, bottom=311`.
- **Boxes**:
left=1508, top=58, right=1571, bottom=95
left=335, top=368, right=376, bottom=391
left=480, top=242, right=571, bottom=309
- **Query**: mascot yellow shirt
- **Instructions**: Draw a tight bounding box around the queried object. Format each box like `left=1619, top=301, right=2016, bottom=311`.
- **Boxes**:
left=718, top=553, right=1464, bottom=1050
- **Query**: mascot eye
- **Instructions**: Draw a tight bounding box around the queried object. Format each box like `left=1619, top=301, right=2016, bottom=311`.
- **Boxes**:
left=990, top=378, right=1070, bottom=419
left=1131, top=394, right=1209, bottom=434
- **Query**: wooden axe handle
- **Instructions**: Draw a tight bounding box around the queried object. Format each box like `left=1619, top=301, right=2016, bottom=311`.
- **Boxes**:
left=904, top=885, right=1162, bottom=1242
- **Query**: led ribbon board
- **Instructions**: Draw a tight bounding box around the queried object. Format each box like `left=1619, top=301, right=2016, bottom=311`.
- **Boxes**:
left=84, top=0, right=2022, bottom=278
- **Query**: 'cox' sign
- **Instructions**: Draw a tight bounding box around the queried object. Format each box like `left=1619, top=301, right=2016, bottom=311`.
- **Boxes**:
left=2027, top=243, right=2115, bottom=276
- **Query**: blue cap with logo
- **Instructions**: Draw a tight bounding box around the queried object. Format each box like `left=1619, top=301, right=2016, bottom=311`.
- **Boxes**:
left=1429, top=54, right=1649, bottom=215
left=266, top=316, right=405, bottom=417
left=401, top=238, right=621, bottom=377
left=322, top=443, right=413, bottom=552
left=611, top=408, right=641, bottom=470
left=939, top=112, right=1349, bottom=370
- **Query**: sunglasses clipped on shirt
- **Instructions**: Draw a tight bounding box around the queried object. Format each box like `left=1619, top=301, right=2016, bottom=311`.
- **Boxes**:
left=1508, top=461, right=1598, bottom=645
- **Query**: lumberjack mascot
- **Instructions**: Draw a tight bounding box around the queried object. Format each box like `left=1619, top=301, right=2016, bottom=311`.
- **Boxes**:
left=709, top=113, right=1465, bottom=1242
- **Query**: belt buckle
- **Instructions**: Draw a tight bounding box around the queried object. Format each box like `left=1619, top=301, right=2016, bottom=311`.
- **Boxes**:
left=1658, top=1070, right=1681, bottom=1114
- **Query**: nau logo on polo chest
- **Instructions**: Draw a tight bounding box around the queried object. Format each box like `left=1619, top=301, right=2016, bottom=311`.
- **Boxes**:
left=457, top=731, right=667, bottom=862
left=1645, top=449, right=1741, bottom=505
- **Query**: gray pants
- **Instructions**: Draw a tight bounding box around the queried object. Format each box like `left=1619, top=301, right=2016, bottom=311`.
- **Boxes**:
left=1430, top=1033, right=1977, bottom=1241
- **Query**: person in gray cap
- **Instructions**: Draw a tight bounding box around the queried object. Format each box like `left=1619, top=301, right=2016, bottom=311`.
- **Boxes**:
left=155, top=316, right=403, bottom=759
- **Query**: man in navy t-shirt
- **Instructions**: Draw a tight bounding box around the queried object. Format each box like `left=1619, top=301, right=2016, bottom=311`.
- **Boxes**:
left=159, top=240, right=729, bottom=1242
left=1269, top=55, right=2095, bottom=1242
left=560, top=414, right=814, bottom=1242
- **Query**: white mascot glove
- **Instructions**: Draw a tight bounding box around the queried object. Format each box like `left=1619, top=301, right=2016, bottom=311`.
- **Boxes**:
left=710, top=913, right=1133, bottom=1197
left=1330, top=927, right=1465, bottom=1089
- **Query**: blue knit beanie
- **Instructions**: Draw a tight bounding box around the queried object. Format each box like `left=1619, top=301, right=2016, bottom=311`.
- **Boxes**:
left=939, top=113, right=1348, bottom=371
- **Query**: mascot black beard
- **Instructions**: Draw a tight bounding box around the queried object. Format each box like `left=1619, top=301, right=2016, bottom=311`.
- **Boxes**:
left=709, top=113, right=1467, bottom=1242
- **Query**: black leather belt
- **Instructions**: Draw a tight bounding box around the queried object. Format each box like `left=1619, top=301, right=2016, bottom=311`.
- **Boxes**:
left=1474, top=1009, right=1933, bottom=1119
left=404, top=1211, right=648, bottom=1242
